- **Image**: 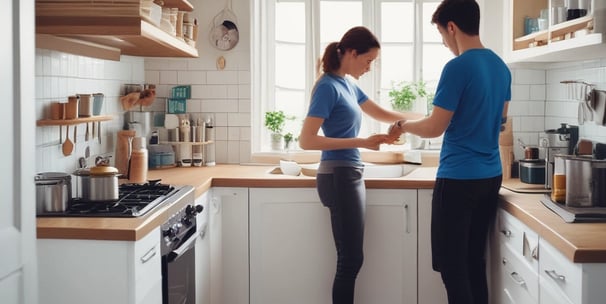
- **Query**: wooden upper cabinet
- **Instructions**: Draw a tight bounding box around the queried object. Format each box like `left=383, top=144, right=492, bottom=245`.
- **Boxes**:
left=36, top=0, right=199, bottom=60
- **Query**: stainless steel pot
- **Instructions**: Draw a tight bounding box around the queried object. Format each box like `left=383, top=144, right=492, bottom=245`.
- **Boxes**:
left=35, top=172, right=71, bottom=214
left=566, top=157, right=606, bottom=207
left=73, top=166, right=120, bottom=201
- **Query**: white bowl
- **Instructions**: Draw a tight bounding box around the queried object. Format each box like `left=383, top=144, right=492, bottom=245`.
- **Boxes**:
left=280, top=160, right=301, bottom=176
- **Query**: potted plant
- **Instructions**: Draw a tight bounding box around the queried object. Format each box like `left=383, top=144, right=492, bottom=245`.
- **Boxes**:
left=265, top=110, right=286, bottom=150
left=388, top=80, right=428, bottom=147
left=283, top=132, right=295, bottom=150
left=388, top=80, right=428, bottom=112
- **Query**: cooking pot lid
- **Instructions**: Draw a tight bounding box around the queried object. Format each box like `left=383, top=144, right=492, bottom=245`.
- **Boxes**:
left=35, top=172, right=71, bottom=181
left=90, top=166, right=119, bottom=175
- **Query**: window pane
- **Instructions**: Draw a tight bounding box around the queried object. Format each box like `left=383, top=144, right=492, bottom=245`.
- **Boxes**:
left=276, top=2, right=305, bottom=43
left=275, top=43, right=305, bottom=89
left=275, top=89, right=305, bottom=132
left=380, top=45, right=413, bottom=88
left=381, top=2, right=414, bottom=42
left=422, top=44, right=452, bottom=82
left=423, top=2, right=442, bottom=43
left=320, top=1, right=363, bottom=43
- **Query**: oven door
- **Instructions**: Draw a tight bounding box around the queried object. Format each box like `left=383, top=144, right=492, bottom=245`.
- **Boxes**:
left=162, top=224, right=197, bottom=304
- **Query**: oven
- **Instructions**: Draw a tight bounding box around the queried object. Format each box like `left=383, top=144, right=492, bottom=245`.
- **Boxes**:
left=160, top=196, right=204, bottom=304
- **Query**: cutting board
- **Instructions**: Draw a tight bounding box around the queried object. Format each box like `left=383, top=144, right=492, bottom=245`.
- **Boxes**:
left=502, top=178, right=550, bottom=194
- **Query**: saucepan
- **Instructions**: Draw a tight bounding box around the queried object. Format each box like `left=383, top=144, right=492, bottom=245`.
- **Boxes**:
left=73, top=164, right=121, bottom=202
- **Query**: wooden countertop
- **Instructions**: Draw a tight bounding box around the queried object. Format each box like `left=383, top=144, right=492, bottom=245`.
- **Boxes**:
left=36, top=165, right=606, bottom=263
left=36, top=165, right=436, bottom=242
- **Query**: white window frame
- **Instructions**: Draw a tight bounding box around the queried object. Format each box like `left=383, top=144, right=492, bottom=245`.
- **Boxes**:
left=252, top=0, right=446, bottom=155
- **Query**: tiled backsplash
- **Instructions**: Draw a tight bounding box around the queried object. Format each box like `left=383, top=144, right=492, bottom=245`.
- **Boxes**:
left=35, top=49, right=144, bottom=174
left=34, top=50, right=606, bottom=174
left=510, top=59, right=606, bottom=160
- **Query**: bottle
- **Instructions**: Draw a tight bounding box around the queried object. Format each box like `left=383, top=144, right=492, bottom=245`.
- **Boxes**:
left=551, top=155, right=566, bottom=203
left=205, top=118, right=215, bottom=166
left=129, top=137, right=148, bottom=184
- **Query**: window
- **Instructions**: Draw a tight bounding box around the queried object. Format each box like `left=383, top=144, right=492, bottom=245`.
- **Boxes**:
left=252, top=0, right=453, bottom=153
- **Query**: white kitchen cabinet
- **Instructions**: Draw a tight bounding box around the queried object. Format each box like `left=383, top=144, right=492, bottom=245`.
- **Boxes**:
left=491, top=209, right=540, bottom=304
left=504, top=0, right=606, bottom=63
left=249, top=188, right=418, bottom=304
left=195, top=191, right=211, bottom=304
left=208, top=187, right=249, bottom=304
left=37, top=228, right=162, bottom=304
left=417, top=189, right=448, bottom=304
left=538, top=238, right=606, bottom=304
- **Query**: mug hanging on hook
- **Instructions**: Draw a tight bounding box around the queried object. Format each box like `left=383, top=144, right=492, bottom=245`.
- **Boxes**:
left=209, top=0, right=239, bottom=51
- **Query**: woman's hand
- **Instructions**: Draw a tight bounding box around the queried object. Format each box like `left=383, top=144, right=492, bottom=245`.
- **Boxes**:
left=364, top=134, right=390, bottom=150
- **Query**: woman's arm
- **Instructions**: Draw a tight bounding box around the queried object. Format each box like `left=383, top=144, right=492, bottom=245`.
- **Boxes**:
left=298, top=116, right=388, bottom=151
left=360, top=99, right=425, bottom=123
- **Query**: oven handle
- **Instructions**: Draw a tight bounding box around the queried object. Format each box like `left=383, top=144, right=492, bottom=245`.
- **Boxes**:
left=167, top=231, right=197, bottom=263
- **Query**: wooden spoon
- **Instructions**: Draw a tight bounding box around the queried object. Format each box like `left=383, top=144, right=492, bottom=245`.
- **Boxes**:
left=62, top=125, right=74, bottom=156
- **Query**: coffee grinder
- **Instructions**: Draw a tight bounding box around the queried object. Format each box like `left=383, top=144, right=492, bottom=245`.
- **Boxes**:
left=540, top=123, right=579, bottom=189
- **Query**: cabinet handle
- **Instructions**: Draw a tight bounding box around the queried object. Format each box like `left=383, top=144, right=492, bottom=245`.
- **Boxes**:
left=545, top=269, right=566, bottom=282
left=404, top=204, right=410, bottom=234
left=500, top=229, right=512, bottom=238
left=211, top=197, right=221, bottom=214
left=531, top=246, right=539, bottom=260
left=140, top=246, right=157, bottom=264
left=509, top=271, right=526, bottom=286
left=502, top=257, right=508, bottom=265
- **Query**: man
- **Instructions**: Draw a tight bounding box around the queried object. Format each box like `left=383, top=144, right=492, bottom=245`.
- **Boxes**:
left=388, top=1, right=511, bottom=303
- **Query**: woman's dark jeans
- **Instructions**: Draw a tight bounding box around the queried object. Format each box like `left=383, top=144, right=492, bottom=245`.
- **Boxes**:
left=431, top=176, right=502, bottom=304
left=317, top=167, right=366, bottom=304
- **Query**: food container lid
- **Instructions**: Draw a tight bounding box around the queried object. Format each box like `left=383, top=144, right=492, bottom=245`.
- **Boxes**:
left=35, top=172, right=71, bottom=181
left=90, top=166, right=119, bottom=175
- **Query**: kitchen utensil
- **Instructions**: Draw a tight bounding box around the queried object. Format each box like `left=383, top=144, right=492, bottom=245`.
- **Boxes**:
left=209, top=0, right=240, bottom=51
left=62, top=125, right=74, bottom=156
left=519, top=159, right=545, bottom=184
left=35, top=172, right=71, bottom=214
left=85, top=123, right=89, bottom=141
left=97, top=121, right=101, bottom=144
left=564, top=157, right=606, bottom=207
left=518, top=138, right=539, bottom=160
left=590, top=89, right=606, bottom=126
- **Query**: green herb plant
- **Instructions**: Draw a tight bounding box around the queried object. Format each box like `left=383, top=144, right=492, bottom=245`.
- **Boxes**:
left=388, top=80, right=428, bottom=112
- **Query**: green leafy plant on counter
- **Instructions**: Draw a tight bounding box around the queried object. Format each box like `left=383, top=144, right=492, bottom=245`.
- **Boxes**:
left=388, top=80, right=428, bottom=112
left=264, top=110, right=287, bottom=136
left=283, top=132, right=296, bottom=149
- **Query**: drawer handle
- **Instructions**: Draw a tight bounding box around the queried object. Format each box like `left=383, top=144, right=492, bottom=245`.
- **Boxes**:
left=140, top=246, right=157, bottom=264
left=404, top=204, right=410, bottom=234
left=500, top=229, right=512, bottom=238
left=531, top=246, right=539, bottom=260
left=509, top=271, right=526, bottom=286
left=545, top=269, right=566, bottom=282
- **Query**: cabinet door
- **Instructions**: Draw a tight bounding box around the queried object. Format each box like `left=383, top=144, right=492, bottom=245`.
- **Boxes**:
left=195, top=191, right=211, bottom=304
left=249, top=188, right=417, bottom=304
left=417, top=189, right=448, bottom=304
left=209, top=187, right=249, bottom=304
left=0, top=1, right=36, bottom=303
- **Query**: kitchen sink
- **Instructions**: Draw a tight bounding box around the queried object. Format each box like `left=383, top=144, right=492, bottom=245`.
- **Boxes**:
left=281, top=162, right=419, bottom=178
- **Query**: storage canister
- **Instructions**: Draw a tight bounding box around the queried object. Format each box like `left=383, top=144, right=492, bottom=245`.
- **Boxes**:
left=35, top=172, right=71, bottom=214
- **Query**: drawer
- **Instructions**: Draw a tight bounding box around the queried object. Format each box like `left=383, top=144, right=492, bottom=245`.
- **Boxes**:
left=539, top=238, right=581, bottom=303
left=132, top=228, right=162, bottom=296
left=496, top=210, right=539, bottom=269
left=497, top=243, right=539, bottom=304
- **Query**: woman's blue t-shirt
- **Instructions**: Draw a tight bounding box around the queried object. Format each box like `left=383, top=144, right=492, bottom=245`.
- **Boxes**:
left=307, top=74, right=368, bottom=163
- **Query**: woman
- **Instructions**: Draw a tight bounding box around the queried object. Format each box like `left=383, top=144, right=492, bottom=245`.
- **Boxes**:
left=298, top=26, right=422, bottom=304
left=387, top=1, right=511, bottom=303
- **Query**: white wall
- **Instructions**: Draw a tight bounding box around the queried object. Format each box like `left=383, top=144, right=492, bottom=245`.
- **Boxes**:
left=35, top=50, right=145, bottom=173
left=509, top=58, right=606, bottom=160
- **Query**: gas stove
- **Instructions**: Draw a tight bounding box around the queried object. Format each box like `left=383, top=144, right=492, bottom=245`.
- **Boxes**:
left=50, top=180, right=188, bottom=217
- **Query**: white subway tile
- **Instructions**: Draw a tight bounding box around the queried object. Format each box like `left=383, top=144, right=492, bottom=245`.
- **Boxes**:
left=160, top=70, right=178, bottom=85
left=529, top=85, right=545, bottom=100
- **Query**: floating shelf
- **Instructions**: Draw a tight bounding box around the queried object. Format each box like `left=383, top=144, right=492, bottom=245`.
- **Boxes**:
left=160, top=141, right=214, bottom=146
left=37, top=115, right=113, bottom=126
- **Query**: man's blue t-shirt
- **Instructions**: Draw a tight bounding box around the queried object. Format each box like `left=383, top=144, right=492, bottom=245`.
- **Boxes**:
left=433, top=48, right=512, bottom=179
left=307, top=73, right=368, bottom=163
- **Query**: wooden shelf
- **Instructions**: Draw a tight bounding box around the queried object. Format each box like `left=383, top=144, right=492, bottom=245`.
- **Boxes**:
left=35, top=0, right=199, bottom=60
left=37, top=115, right=113, bottom=126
